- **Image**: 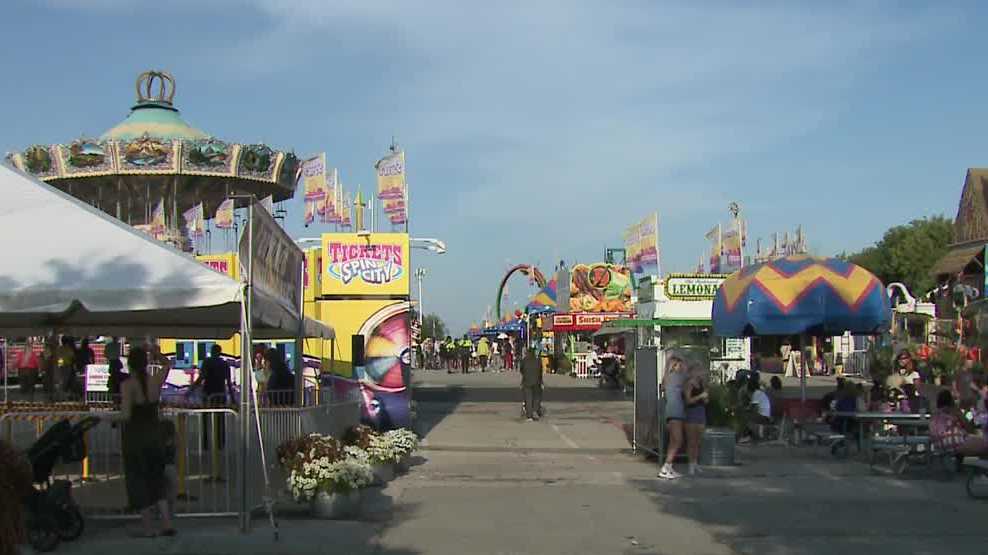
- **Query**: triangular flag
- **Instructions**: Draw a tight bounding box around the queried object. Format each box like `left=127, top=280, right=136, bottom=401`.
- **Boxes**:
left=215, top=199, right=234, bottom=229
left=150, top=198, right=166, bottom=235
left=260, top=195, right=274, bottom=214
left=304, top=199, right=315, bottom=225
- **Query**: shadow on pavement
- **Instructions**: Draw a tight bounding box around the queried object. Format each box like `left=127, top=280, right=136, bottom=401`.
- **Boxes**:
left=49, top=485, right=423, bottom=555
left=624, top=446, right=988, bottom=555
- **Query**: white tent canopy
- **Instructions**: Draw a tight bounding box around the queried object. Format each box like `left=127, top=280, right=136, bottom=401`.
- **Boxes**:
left=0, top=164, right=332, bottom=340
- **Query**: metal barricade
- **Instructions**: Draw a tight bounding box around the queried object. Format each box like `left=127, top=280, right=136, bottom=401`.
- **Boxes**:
left=842, top=351, right=870, bottom=378
left=1, top=384, right=363, bottom=522
left=1, top=408, right=240, bottom=519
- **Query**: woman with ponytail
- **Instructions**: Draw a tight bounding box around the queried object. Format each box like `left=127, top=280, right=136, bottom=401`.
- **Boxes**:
left=118, top=346, right=175, bottom=538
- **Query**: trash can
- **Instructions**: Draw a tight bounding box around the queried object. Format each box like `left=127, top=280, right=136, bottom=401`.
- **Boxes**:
left=699, top=428, right=736, bottom=466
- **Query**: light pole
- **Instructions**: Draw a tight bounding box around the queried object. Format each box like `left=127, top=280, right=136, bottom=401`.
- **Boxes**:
left=411, top=237, right=447, bottom=254
left=414, top=268, right=427, bottom=328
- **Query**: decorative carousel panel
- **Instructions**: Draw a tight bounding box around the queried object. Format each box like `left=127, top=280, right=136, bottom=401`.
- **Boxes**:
left=56, top=139, right=116, bottom=177
left=116, top=135, right=180, bottom=174
left=237, top=143, right=277, bottom=182
left=14, top=145, right=60, bottom=179
left=277, top=152, right=300, bottom=186
left=182, top=138, right=236, bottom=176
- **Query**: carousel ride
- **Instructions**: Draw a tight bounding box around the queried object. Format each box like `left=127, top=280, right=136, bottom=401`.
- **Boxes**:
left=6, top=70, right=300, bottom=251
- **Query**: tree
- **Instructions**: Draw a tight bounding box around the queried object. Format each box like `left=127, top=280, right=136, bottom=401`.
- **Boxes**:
left=420, top=313, right=448, bottom=340
left=844, top=216, right=953, bottom=296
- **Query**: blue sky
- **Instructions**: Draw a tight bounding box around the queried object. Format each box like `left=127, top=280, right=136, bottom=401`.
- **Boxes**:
left=2, top=1, right=986, bottom=334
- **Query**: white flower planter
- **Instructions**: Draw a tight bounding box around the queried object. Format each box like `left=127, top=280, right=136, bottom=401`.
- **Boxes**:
left=310, top=490, right=362, bottom=519
left=371, top=462, right=396, bottom=484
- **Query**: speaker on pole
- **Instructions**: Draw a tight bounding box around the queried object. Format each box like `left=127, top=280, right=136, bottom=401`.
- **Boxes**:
left=351, top=334, right=366, bottom=369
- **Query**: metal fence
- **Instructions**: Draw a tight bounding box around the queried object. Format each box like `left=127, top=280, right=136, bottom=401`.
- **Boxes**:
left=2, top=408, right=241, bottom=518
left=1, top=388, right=362, bottom=521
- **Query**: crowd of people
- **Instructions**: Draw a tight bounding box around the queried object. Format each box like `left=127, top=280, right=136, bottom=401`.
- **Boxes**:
left=418, top=335, right=522, bottom=373
left=8, top=335, right=105, bottom=402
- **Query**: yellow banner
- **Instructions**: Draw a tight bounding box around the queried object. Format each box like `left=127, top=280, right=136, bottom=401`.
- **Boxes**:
left=320, top=232, right=410, bottom=296
left=302, top=153, right=327, bottom=200
left=375, top=150, right=405, bottom=200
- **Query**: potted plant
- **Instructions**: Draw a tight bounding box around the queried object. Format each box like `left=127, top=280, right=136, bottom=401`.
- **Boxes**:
left=385, top=428, right=420, bottom=473
left=700, top=382, right=738, bottom=466
left=277, top=433, right=374, bottom=519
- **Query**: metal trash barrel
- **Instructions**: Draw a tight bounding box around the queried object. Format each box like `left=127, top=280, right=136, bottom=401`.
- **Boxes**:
left=699, top=428, right=736, bottom=466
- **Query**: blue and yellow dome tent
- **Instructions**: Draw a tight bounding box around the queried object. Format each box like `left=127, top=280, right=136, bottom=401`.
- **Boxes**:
left=712, top=255, right=890, bottom=401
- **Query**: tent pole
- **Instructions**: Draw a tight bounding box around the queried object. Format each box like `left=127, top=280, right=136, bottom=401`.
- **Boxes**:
left=239, top=199, right=254, bottom=533
left=3, top=337, right=7, bottom=405
left=296, top=257, right=305, bottom=408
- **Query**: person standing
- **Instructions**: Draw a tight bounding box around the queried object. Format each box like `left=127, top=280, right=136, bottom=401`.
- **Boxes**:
left=193, top=345, right=233, bottom=405
left=15, top=339, right=40, bottom=401
left=264, top=348, right=296, bottom=406
left=684, top=366, right=709, bottom=476
left=520, top=346, right=543, bottom=421
left=504, top=339, right=514, bottom=371
left=491, top=340, right=501, bottom=371
left=41, top=336, right=57, bottom=400
left=659, top=356, right=688, bottom=480
left=118, top=347, right=175, bottom=538
left=476, top=336, right=491, bottom=372
left=458, top=335, right=472, bottom=374
left=54, top=336, right=76, bottom=400
left=105, top=337, right=126, bottom=404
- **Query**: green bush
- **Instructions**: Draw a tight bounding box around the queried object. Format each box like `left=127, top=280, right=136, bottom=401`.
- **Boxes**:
left=706, top=383, right=740, bottom=429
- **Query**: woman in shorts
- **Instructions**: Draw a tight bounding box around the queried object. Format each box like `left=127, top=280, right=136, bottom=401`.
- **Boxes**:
left=659, top=356, right=688, bottom=480
left=684, top=366, right=709, bottom=476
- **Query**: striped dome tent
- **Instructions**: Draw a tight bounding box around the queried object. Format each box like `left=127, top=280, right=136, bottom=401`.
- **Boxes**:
left=712, top=255, right=891, bottom=337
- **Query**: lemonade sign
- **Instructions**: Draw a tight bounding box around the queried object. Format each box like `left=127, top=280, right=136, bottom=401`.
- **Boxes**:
left=664, top=274, right=727, bottom=301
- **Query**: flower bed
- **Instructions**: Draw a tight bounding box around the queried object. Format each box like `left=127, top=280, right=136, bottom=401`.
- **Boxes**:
left=277, top=433, right=373, bottom=502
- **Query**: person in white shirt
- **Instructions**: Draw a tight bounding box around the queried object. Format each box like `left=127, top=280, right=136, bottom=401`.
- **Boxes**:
left=744, top=379, right=773, bottom=441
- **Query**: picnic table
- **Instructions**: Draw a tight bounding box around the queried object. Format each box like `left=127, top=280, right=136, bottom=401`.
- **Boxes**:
left=821, top=411, right=943, bottom=473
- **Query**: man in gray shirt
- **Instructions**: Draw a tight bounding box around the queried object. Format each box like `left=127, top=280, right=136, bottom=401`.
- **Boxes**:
left=521, top=346, right=544, bottom=421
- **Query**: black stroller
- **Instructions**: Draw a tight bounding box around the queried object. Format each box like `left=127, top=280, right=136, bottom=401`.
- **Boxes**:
left=23, top=416, right=101, bottom=552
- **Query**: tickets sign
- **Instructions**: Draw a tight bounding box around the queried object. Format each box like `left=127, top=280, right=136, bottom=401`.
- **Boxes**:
left=321, top=233, right=410, bottom=296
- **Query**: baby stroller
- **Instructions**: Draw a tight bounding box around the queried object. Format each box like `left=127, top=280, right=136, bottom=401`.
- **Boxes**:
left=23, top=416, right=101, bottom=552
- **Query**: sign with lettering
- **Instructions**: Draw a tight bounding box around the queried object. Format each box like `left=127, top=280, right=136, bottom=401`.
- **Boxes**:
left=552, top=312, right=629, bottom=332
left=664, top=274, right=728, bottom=301
left=321, top=233, right=410, bottom=296
left=240, top=204, right=304, bottom=317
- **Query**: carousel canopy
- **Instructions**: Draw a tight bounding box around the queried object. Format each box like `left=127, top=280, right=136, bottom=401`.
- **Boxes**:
left=0, top=164, right=332, bottom=340
left=712, top=255, right=890, bottom=337
left=5, top=70, right=300, bottom=226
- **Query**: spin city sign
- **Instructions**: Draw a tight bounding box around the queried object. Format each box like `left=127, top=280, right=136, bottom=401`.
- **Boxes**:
left=321, top=233, right=411, bottom=296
